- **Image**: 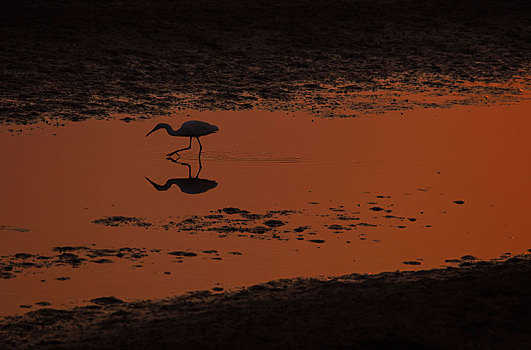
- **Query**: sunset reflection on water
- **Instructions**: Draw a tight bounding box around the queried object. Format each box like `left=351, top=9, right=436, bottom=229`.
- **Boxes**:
left=0, top=99, right=530, bottom=314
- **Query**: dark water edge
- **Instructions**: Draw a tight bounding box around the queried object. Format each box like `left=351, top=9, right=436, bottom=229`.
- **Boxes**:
left=1, top=0, right=530, bottom=124
left=1, top=253, right=530, bottom=349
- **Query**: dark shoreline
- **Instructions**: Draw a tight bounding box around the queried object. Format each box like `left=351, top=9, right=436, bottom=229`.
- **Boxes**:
left=2, top=0, right=530, bottom=124
left=1, top=253, right=530, bottom=349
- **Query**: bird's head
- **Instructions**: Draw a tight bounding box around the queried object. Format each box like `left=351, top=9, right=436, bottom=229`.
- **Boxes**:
left=145, top=123, right=171, bottom=137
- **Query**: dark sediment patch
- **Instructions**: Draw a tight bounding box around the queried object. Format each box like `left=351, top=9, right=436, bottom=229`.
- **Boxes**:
left=0, top=246, right=243, bottom=279
left=14, top=253, right=32, bottom=260
left=89, top=297, right=124, bottom=306
left=326, top=224, right=346, bottom=230
left=168, top=251, right=198, bottom=257
left=90, top=194, right=456, bottom=242
left=461, top=255, right=479, bottom=261
left=92, top=259, right=114, bottom=264
left=35, top=302, right=51, bottom=307
left=0, top=226, right=30, bottom=233
left=263, top=220, right=285, bottom=228
left=91, top=216, right=152, bottom=228
left=358, top=223, right=377, bottom=227
left=220, top=207, right=249, bottom=215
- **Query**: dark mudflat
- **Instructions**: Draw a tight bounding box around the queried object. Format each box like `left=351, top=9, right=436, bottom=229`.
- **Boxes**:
left=1, top=254, right=530, bottom=349
left=1, top=0, right=530, bottom=124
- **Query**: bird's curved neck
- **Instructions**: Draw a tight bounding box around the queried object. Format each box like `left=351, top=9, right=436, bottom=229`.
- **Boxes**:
left=162, top=124, right=185, bottom=136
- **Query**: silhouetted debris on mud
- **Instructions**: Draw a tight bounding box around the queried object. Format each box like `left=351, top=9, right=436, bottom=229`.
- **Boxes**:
left=2, top=253, right=530, bottom=349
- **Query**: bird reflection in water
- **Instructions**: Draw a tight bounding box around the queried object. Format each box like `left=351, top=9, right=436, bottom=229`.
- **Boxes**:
left=145, top=156, right=217, bottom=195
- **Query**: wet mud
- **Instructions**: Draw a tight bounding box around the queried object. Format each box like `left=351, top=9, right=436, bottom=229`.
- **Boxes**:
left=1, top=253, right=530, bottom=349
left=1, top=0, right=530, bottom=124
left=0, top=246, right=243, bottom=280
left=91, top=196, right=443, bottom=243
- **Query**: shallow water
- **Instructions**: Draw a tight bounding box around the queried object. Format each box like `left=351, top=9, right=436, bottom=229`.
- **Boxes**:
left=1, top=101, right=530, bottom=315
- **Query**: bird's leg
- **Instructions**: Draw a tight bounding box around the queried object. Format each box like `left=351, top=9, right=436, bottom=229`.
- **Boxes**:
left=166, top=137, right=192, bottom=157
left=196, top=137, right=203, bottom=157
left=166, top=157, right=182, bottom=164
left=195, top=153, right=203, bottom=178
left=180, top=162, right=192, bottom=178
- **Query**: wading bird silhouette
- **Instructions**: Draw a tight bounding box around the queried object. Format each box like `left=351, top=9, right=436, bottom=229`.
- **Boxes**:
left=145, top=156, right=218, bottom=194
left=145, top=120, right=219, bottom=158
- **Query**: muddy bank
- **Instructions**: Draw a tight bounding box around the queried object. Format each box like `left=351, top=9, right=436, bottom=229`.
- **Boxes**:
left=1, top=0, right=530, bottom=124
left=1, top=253, right=530, bottom=349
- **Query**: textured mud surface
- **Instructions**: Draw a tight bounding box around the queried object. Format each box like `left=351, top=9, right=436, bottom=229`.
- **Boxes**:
left=1, top=253, right=530, bottom=349
left=1, top=0, right=530, bottom=124
left=0, top=246, right=243, bottom=281
left=91, top=192, right=458, bottom=246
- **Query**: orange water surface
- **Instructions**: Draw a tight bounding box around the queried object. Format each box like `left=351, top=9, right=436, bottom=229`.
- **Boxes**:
left=0, top=100, right=530, bottom=315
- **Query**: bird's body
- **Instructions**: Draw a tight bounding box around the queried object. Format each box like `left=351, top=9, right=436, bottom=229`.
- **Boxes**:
left=146, top=120, right=219, bottom=157
left=145, top=177, right=218, bottom=195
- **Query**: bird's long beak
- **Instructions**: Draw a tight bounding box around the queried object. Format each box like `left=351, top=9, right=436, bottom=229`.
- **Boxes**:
left=145, top=177, right=166, bottom=191
left=145, top=176, right=156, bottom=185
left=144, top=176, right=159, bottom=187
left=145, top=129, right=155, bottom=137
